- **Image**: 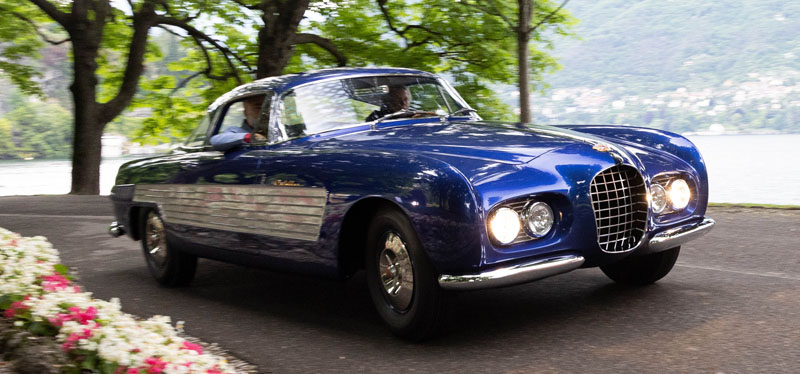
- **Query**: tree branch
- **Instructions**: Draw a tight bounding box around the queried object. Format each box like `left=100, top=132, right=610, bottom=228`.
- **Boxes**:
left=156, top=15, right=249, bottom=83
left=461, top=0, right=514, bottom=29
left=529, top=0, right=569, bottom=33
left=291, top=33, right=347, bottom=67
left=171, top=70, right=204, bottom=94
left=27, top=0, right=68, bottom=26
left=230, top=0, right=259, bottom=11
left=0, top=5, right=70, bottom=45
left=375, top=0, right=445, bottom=49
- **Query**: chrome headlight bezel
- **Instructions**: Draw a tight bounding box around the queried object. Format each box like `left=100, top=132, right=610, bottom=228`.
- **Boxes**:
left=521, top=201, right=554, bottom=238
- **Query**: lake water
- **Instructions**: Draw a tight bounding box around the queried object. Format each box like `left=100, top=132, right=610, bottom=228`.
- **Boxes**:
left=0, top=134, right=798, bottom=205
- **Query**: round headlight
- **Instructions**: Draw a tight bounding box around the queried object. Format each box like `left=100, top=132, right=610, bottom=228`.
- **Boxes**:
left=650, top=184, right=667, bottom=214
left=522, top=202, right=554, bottom=238
left=669, top=179, right=691, bottom=210
left=488, top=207, right=521, bottom=245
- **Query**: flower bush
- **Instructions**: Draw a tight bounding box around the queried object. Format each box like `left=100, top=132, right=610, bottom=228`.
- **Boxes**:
left=0, top=227, right=237, bottom=374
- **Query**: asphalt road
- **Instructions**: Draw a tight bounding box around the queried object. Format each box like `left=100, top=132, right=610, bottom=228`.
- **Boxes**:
left=1, top=195, right=799, bottom=373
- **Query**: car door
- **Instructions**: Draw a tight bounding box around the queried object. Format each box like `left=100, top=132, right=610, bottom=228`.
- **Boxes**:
left=143, top=93, right=276, bottom=255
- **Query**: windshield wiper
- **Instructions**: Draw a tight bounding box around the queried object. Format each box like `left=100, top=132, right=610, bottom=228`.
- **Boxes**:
left=449, top=107, right=478, bottom=116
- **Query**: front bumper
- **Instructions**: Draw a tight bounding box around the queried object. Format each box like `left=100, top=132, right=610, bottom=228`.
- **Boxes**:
left=437, top=217, right=715, bottom=291
left=438, top=255, right=585, bottom=291
left=648, top=217, right=715, bottom=252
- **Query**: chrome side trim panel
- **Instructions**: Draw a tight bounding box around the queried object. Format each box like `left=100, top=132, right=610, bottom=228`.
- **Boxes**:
left=438, top=255, right=585, bottom=291
left=648, top=217, right=715, bottom=252
left=133, top=184, right=328, bottom=242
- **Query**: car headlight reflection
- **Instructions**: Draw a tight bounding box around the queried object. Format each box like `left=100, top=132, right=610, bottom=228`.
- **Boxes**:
left=650, top=184, right=667, bottom=213
left=523, top=202, right=554, bottom=238
left=488, top=207, right=521, bottom=245
left=669, top=179, right=691, bottom=210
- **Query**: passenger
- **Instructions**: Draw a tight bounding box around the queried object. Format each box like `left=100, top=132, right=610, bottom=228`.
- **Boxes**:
left=210, top=96, right=267, bottom=151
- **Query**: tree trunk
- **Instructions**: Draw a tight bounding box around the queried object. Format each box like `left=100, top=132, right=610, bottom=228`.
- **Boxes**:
left=69, top=38, right=104, bottom=195
left=517, top=0, right=532, bottom=123
left=255, top=0, right=310, bottom=79
left=256, top=27, right=297, bottom=78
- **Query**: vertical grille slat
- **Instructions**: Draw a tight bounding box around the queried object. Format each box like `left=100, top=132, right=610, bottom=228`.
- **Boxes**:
left=589, top=165, right=648, bottom=252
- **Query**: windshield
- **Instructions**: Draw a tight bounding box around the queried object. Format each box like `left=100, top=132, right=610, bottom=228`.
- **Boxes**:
left=279, top=76, right=466, bottom=138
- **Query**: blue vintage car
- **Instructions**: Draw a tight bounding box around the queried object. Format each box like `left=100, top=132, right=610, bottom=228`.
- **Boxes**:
left=108, top=67, right=714, bottom=339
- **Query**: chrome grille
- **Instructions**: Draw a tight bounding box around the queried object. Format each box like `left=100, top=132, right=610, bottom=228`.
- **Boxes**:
left=589, top=165, right=648, bottom=252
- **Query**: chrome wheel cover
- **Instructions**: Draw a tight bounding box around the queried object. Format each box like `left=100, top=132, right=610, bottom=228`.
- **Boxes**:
left=144, top=212, right=168, bottom=268
left=378, top=232, right=414, bottom=311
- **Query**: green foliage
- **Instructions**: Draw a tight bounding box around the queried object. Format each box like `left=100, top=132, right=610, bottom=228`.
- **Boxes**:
left=0, top=89, right=73, bottom=159
left=0, top=1, right=52, bottom=96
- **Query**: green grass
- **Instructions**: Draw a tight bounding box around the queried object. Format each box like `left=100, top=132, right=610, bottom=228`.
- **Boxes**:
left=708, top=202, right=800, bottom=210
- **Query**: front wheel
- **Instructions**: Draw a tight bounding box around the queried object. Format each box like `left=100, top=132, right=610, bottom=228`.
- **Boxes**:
left=365, top=209, right=448, bottom=341
left=140, top=209, right=197, bottom=287
left=600, top=246, right=681, bottom=285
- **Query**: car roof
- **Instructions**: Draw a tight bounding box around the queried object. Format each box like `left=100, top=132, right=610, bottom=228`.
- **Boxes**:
left=208, top=67, right=437, bottom=111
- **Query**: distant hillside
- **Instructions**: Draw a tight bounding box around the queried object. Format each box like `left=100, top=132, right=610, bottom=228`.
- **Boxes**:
left=531, top=0, right=800, bottom=133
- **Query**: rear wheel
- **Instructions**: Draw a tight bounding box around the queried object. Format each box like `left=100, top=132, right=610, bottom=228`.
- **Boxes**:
left=365, top=209, right=448, bottom=341
left=600, top=246, right=680, bottom=285
left=140, top=209, right=197, bottom=287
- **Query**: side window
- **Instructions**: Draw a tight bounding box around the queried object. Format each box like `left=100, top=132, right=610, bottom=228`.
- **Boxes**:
left=184, top=114, right=211, bottom=147
left=213, top=94, right=272, bottom=140
left=218, top=101, right=247, bottom=134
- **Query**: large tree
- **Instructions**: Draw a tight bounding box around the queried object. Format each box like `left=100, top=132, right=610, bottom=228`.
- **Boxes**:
left=0, top=0, right=241, bottom=194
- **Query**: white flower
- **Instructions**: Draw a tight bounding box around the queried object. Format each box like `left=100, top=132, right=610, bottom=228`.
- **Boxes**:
left=1, top=227, right=241, bottom=373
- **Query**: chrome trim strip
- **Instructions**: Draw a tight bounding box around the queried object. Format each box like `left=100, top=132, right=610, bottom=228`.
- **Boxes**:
left=648, top=217, right=715, bottom=252
left=133, top=184, right=328, bottom=242
left=438, top=255, right=585, bottom=291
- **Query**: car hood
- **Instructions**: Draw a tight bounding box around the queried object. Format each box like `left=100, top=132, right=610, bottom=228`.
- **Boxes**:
left=311, top=120, right=612, bottom=164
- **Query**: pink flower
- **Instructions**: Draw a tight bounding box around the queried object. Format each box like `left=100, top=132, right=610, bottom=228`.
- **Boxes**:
left=9, top=239, right=17, bottom=246
left=61, top=327, right=94, bottom=352
left=3, top=300, right=30, bottom=319
left=206, top=365, right=223, bottom=374
left=144, top=357, right=167, bottom=374
left=181, top=341, right=203, bottom=354
left=127, top=369, right=140, bottom=374
left=42, top=273, right=71, bottom=291
left=66, top=306, right=97, bottom=325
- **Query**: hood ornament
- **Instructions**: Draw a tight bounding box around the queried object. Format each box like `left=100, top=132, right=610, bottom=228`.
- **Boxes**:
left=593, top=143, right=612, bottom=153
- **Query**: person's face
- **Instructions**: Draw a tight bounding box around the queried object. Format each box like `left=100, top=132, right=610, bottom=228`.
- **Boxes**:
left=243, top=97, right=263, bottom=126
left=387, top=88, right=411, bottom=112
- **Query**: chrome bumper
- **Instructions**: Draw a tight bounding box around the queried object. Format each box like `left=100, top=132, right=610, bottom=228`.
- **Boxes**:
left=438, top=255, right=585, bottom=291
left=648, top=217, right=715, bottom=252
left=108, top=221, right=125, bottom=238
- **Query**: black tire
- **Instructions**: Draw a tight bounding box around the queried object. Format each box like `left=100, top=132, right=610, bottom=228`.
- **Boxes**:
left=140, top=209, right=197, bottom=287
left=600, top=246, right=681, bottom=285
left=364, top=208, right=448, bottom=341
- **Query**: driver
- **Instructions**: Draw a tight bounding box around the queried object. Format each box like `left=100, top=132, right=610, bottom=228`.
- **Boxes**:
left=366, top=85, right=411, bottom=122
left=210, top=95, right=267, bottom=151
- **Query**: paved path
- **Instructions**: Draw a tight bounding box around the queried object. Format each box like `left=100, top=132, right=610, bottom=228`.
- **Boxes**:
left=1, top=196, right=799, bottom=373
